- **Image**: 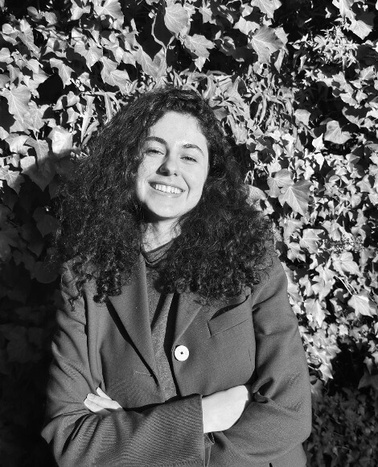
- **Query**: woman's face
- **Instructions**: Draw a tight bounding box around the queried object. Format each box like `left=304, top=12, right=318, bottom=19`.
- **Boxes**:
left=136, top=111, right=209, bottom=226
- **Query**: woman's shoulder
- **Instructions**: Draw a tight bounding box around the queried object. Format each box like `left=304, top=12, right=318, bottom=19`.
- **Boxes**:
left=256, top=249, right=287, bottom=282
left=248, top=250, right=290, bottom=305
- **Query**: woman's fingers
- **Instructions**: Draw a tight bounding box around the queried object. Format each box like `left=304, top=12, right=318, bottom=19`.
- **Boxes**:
left=84, top=396, right=107, bottom=414
left=84, top=389, right=122, bottom=413
left=96, top=387, right=112, bottom=399
left=86, top=393, right=122, bottom=410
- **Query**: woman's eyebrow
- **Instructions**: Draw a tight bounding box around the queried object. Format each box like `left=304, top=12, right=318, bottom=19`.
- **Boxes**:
left=144, top=136, right=166, bottom=145
left=182, top=143, right=205, bottom=156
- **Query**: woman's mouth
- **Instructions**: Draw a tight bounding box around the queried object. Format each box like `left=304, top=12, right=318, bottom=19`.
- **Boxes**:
left=150, top=183, right=183, bottom=194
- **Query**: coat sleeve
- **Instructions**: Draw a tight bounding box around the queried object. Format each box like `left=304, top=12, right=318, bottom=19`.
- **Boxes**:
left=41, top=265, right=206, bottom=467
left=208, top=256, right=312, bottom=466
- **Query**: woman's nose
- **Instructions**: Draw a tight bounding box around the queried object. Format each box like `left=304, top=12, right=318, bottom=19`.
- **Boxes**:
left=158, top=154, right=178, bottom=175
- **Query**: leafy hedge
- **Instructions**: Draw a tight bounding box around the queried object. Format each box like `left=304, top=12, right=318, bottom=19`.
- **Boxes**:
left=0, top=0, right=377, bottom=465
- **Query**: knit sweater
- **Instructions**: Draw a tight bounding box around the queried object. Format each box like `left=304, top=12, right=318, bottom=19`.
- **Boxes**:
left=142, top=243, right=178, bottom=401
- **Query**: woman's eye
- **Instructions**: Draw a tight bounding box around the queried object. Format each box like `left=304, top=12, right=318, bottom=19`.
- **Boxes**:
left=182, top=155, right=197, bottom=162
left=145, top=148, right=164, bottom=156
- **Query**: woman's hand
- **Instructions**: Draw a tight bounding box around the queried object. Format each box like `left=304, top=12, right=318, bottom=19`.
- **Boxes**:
left=84, top=387, right=122, bottom=414
left=202, top=385, right=251, bottom=433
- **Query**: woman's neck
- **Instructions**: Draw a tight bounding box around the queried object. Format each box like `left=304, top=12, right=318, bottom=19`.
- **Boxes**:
left=142, top=220, right=180, bottom=252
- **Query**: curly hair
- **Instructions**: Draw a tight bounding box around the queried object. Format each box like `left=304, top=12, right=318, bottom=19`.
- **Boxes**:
left=56, top=86, right=273, bottom=303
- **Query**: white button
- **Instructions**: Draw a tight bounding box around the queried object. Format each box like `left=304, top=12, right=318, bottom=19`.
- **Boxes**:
left=174, top=345, right=189, bottom=361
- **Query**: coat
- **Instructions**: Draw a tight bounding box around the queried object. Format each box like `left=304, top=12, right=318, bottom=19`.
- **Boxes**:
left=42, top=254, right=312, bottom=467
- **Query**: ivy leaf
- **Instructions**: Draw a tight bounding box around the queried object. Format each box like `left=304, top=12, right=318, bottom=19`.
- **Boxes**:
left=136, top=48, right=167, bottom=79
left=18, top=19, right=39, bottom=56
left=348, top=291, right=377, bottom=317
left=26, top=101, right=45, bottom=132
left=359, top=65, right=376, bottom=82
left=164, top=1, right=190, bottom=35
left=33, top=260, right=59, bottom=283
left=343, top=106, right=365, bottom=126
left=13, top=249, right=36, bottom=273
left=108, top=69, right=131, bottom=90
left=247, top=185, right=266, bottom=205
left=249, top=26, right=282, bottom=63
left=5, top=134, right=29, bottom=153
left=283, top=218, right=302, bottom=242
left=281, top=263, right=302, bottom=305
left=0, top=167, right=24, bottom=194
left=279, top=180, right=311, bottom=215
left=33, top=208, right=60, bottom=237
left=71, top=0, right=91, bottom=20
left=332, top=0, right=354, bottom=17
left=20, top=155, right=37, bottom=173
left=287, top=241, right=306, bottom=262
left=20, top=156, right=55, bottom=191
left=25, top=60, right=48, bottom=87
left=234, top=17, right=259, bottom=36
left=0, top=75, right=10, bottom=88
left=332, top=252, right=360, bottom=275
left=2, top=86, right=31, bottom=131
left=359, top=372, right=378, bottom=391
left=48, top=127, right=73, bottom=157
left=0, top=47, right=12, bottom=64
left=294, top=109, right=311, bottom=126
left=251, top=0, right=282, bottom=19
left=324, top=120, right=352, bottom=144
left=94, top=0, right=123, bottom=19
left=312, top=266, right=335, bottom=301
left=100, top=57, right=130, bottom=89
left=74, top=40, right=103, bottom=69
left=305, top=298, right=326, bottom=327
left=228, top=115, right=248, bottom=144
left=26, top=138, right=49, bottom=163
left=183, top=34, right=215, bottom=67
left=1, top=23, right=17, bottom=45
left=80, top=95, right=95, bottom=141
left=101, top=57, right=117, bottom=84
left=135, top=47, right=155, bottom=75
left=7, top=64, right=23, bottom=84
left=267, top=169, right=293, bottom=197
left=151, top=49, right=168, bottom=80
left=300, top=229, right=323, bottom=254
left=199, top=4, right=217, bottom=24
left=349, top=15, right=374, bottom=40
left=50, top=58, right=74, bottom=85
left=21, top=223, right=43, bottom=257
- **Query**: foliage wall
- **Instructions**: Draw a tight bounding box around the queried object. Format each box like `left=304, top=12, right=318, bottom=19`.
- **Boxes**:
left=0, top=0, right=377, bottom=465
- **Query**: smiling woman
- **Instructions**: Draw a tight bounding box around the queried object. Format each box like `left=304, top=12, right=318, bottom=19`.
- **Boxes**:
left=42, top=87, right=312, bottom=467
left=136, top=112, right=209, bottom=247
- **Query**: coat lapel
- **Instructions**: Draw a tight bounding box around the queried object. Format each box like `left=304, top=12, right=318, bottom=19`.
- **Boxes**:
left=107, top=255, right=158, bottom=377
left=174, top=292, right=204, bottom=341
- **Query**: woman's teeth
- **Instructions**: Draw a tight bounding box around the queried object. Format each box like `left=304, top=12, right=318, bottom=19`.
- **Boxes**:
left=152, top=184, right=182, bottom=194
